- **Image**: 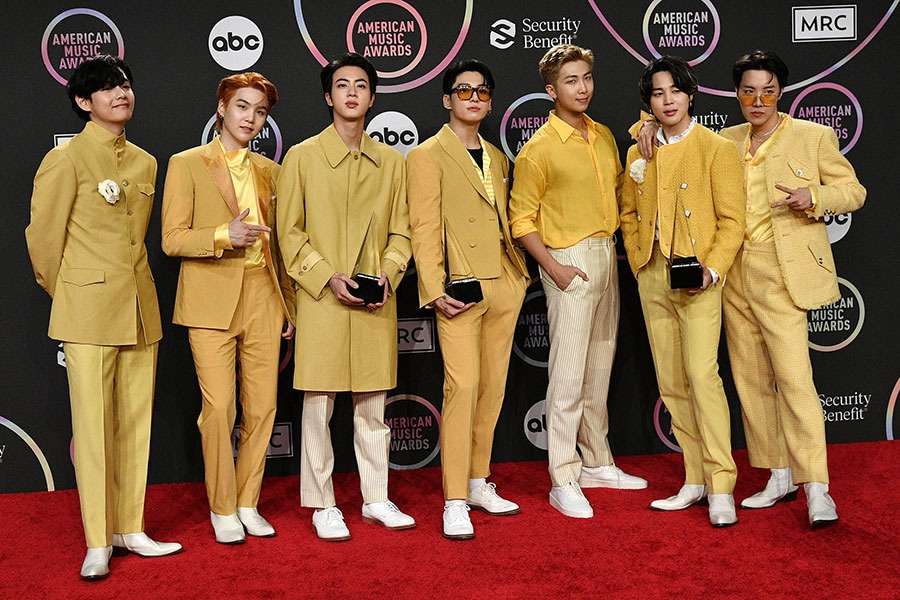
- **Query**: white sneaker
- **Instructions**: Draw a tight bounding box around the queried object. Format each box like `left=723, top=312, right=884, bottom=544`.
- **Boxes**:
left=549, top=482, right=593, bottom=518
left=237, top=507, right=276, bottom=537
left=580, top=465, right=648, bottom=489
left=312, top=506, right=351, bottom=541
left=468, top=481, right=520, bottom=515
left=210, top=512, right=246, bottom=544
left=361, top=500, right=416, bottom=530
left=443, top=501, right=475, bottom=540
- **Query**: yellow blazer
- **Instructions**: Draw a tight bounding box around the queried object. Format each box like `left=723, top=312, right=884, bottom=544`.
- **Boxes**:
left=620, top=123, right=745, bottom=280
left=720, top=115, right=866, bottom=309
left=161, top=140, right=294, bottom=329
left=408, top=124, right=529, bottom=307
left=26, top=121, right=162, bottom=345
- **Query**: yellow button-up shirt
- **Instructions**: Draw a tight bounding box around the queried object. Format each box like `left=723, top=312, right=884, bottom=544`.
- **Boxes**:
left=743, top=119, right=787, bottom=243
left=213, top=138, right=265, bottom=268
left=509, top=111, right=622, bottom=249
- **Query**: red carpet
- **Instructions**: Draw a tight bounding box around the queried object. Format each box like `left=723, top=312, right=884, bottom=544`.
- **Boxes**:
left=1, top=441, right=897, bottom=599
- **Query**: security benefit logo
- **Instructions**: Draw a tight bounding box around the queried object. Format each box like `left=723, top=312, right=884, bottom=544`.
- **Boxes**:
left=385, top=394, right=441, bottom=469
left=490, top=16, right=581, bottom=50
left=807, top=278, right=864, bottom=352
left=42, top=9, right=124, bottom=85
left=819, top=391, right=870, bottom=425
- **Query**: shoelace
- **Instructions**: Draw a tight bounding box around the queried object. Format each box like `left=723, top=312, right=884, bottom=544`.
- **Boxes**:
left=324, top=507, right=344, bottom=526
left=445, top=503, right=470, bottom=524
left=479, top=482, right=498, bottom=499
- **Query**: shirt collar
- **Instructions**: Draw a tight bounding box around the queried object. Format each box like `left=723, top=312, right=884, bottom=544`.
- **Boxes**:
left=548, top=110, right=596, bottom=144
left=83, top=120, right=127, bottom=149
left=657, top=118, right=696, bottom=146
left=320, top=123, right=382, bottom=168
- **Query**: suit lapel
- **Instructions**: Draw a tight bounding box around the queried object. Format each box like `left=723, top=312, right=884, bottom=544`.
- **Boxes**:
left=200, top=140, right=240, bottom=217
left=437, top=125, right=491, bottom=206
left=250, top=155, right=271, bottom=227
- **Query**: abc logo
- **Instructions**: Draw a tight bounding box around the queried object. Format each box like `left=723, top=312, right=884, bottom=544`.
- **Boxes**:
left=366, top=111, right=418, bottom=157
left=490, top=19, right=516, bottom=49
left=825, top=213, right=852, bottom=244
left=208, top=16, right=264, bottom=71
left=523, top=400, right=548, bottom=450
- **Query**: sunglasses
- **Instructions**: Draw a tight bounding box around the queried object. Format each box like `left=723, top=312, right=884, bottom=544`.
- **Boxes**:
left=738, top=91, right=778, bottom=106
left=451, top=85, right=493, bottom=102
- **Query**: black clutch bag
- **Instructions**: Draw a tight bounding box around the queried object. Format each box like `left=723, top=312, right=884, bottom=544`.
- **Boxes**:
left=445, top=277, right=483, bottom=304
left=669, top=256, right=703, bottom=289
left=349, top=273, right=385, bottom=304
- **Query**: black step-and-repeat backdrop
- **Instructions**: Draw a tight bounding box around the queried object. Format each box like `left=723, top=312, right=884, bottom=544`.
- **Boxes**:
left=3, top=1, right=898, bottom=493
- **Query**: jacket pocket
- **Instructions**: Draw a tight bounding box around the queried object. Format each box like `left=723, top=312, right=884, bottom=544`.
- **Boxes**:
left=787, top=158, right=813, bottom=182
left=60, top=268, right=105, bottom=286
left=138, top=183, right=155, bottom=197
left=808, top=239, right=835, bottom=273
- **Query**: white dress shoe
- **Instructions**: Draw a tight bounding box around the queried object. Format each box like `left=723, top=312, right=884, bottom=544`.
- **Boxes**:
left=112, top=532, right=183, bottom=557
left=468, top=481, right=520, bottom=515
left=361, top=500, right=416, bottom=530
left=80, top=546, right=112, bottom=580
left=549, top=482, right=593, bottom=518
left=211, top=512, right=246, bottom=545
left=708, top=494, right=738, bottom=527
left=442, top=501, right=474, bottom=540
left=312, top=506, right=351, bottom=541
left=649, top=484, right=708, bottom=511
left=740, top=468, right=799, bottom=509
left=237, top=507, right=276, bottom=537
left=805, top=482, right=838, bottom=529
left=579, top=465, right=648, bottom=490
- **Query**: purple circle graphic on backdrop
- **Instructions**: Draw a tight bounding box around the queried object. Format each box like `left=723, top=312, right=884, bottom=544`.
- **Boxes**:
left=41, top=9, right=124, bottom=86
left=294, top=0, right=473, bottom=93
left=789, top=83, right=863, bottom=154
left=642, top=0, right=721, bottom=66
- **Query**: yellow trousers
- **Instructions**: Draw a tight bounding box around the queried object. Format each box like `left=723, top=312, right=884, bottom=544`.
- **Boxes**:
left=637, top=248, right=736, bottom=493
left=723, top=242, right=829, bottom=484
left=437, top=252, right=526, bottom=500
left=64, top=326, right=157, bottom=548
left=188, top=267, right=283, bottom=515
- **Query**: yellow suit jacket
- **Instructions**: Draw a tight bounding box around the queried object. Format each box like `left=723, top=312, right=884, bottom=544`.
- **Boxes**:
left=26, top=121, right=162, bottom=345
left=620, top=123, right=745, bottom=280
left=408, top=124, right=529, bottom=307
left=719, top=115, right=866, bottom=309
left=161, top=140, right=294, bottom=329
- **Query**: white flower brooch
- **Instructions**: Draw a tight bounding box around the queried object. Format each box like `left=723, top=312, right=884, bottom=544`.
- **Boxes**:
left=629, top=158, right=647, bottom=184
left=98, top=179, right=120, bottom=205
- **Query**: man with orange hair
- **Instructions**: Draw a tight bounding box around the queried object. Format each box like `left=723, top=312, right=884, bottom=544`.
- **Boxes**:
left=162, top=72, right=295, bottom=544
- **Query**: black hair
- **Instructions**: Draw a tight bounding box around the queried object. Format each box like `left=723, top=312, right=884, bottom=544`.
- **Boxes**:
left=441, top=59, right=495, bottom=95
left=67, top=55, right=133, bottom=122
left=638, top=55, right=699, bottom=116
left=732, top=50, right=789, bottom=89
left=320, top=52, right=378, bottom=95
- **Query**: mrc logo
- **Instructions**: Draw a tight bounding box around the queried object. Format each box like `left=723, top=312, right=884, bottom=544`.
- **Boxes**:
left=793, top=5, right=857, bottom=42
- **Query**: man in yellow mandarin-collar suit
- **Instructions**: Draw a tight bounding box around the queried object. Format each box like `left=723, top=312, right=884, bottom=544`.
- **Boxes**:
left=25, top=56, right=180, bottom=581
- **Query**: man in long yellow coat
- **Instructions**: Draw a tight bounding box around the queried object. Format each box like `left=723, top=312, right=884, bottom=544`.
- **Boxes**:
left=277, top=53, right=415, bottom=541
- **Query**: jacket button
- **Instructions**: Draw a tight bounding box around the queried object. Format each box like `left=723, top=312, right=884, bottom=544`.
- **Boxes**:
left=637, top=215, right=642, bottom=222
left=818, top=258, right=824, bottom=264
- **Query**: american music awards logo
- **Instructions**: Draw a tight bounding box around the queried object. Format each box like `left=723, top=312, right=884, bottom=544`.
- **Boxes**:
left=512, top=286, right=551, bottom=368
left=807, top=277, right=864, bottom=352
left=385, top=394, right=441, bottom=469
left=641, top=0, right=721, bottom=65
left=790, top=83, right=863, bottom=154
left=294, top=0, right=474, bottom=93
left=42, top=8, right=124, bottom=85
left=653, top=397, right=681, bottom=452
left=500, top=94, right=554, bottom=163
left=0, top=416, right=55, bottom=493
